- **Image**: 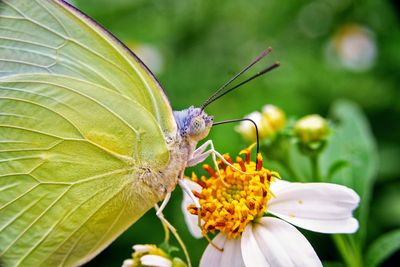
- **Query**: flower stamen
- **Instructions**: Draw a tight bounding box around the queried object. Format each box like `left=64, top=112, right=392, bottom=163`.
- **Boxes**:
left=188, top=145, right=277, bottom=239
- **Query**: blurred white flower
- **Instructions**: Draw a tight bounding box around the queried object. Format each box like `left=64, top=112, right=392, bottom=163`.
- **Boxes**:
left=127, top=42, right=164, bottom=74
left=121, top=244, right=174, bottom=267
left=236, top=105, right=286, bottom=142
left=235, top=111, right=272, bottom=142
left=141, top=255, right=172, bottom=267
left=181, top=149, right=360, bottom=267
left=122, top=259, right=134, bottom=267
left=235, top=111, right=265, bottom=141
left=326, top=24, right=377, bottom=72
left=262, top=104, right=286, bottom=131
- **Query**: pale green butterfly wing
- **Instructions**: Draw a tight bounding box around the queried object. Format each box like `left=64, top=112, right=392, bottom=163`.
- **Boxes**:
left=0, top=0, right=176, bottom=134
left=0, top=0, right=177, bottom=266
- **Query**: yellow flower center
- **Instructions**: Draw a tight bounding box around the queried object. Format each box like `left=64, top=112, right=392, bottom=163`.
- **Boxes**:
left=188, top=146, right=278, bottom=239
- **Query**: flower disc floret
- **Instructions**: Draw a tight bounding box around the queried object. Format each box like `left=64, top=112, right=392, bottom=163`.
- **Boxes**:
left=188, top=147, right=278, bottom=239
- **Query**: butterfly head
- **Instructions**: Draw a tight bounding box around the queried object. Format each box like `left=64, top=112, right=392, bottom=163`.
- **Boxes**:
left=173, top=106, right=213, bottom=141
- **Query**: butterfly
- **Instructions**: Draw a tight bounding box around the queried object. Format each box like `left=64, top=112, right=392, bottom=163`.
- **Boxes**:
left=0, top=0, right=278, bottom=266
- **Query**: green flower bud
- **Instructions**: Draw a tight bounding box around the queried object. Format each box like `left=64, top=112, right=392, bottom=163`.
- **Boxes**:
left=294, top=114, right=329, bottom=144
left=294, top=115, right=329, bottom=156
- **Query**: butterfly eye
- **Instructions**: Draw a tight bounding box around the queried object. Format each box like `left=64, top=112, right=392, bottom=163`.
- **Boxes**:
left=190, top=117, right=206, bottom=136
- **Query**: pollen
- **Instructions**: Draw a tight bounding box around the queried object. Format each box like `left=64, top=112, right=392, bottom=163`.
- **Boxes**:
left=188, top=146, right=279, bottom=239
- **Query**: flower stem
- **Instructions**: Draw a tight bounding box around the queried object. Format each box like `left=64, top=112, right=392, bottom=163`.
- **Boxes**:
left=310, top=154, right=322, bottom=182
left=280, top=157, right=294, bottom=177
left=161, top=217, right=170, bottom=243
left=333, top=234, right=363, bottom=267
left=276, top=147, right=306, bottom=182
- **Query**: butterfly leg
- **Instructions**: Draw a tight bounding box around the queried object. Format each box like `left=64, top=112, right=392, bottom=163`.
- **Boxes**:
left=178, top=179, right=224, bottom=252
left=154, top=204, right=192, bottom=267
left=187, top=140, right=247, bottom=175
left=178, top=178, right=200, bottom=209
left=155, top=172, right=201, bottom=218
left=155, top=191, right=171, bottom=217
left=188, top=139, right=214, bottom=162
left=187, top=140, right=221, bottom=177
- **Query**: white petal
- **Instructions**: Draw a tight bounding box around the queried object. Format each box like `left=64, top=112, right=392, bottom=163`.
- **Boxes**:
left=239, top=112, right=263, bottom=131
left=241, top=224, right=269, bottom=267
left=254, top=217, right=322, bottom=267
left=141, top=255, right=172, bottom=267
left=132, top=244, right=152, bottom=253
left=268, top=180, right=360, bottom=233
left=235, top=112, right=266, bottom=141
left=199, top=234, right=227, bottom=267
left=180, top=179, right=203, bottom=238
left=121, top=259, right=133, bottom=267
left=220, top=238, right=245, bottom=267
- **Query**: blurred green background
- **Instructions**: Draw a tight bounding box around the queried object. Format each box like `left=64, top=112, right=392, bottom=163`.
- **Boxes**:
left=70, top=0, right=400, bottom=266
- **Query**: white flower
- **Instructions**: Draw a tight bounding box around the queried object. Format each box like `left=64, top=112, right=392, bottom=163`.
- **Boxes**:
left=326, top=24, right=377, bottom=72
left=140, top=255, right=172, bottom=267
left=121, top=244, right=173, bottom=267
left=122, top=259, right=134, bottom=267
left=181, top=180, right=203, bottom=239
left=132, top=43, right=164, bottom=74
left=261, top=104, right=286, bottom=131
left=235, top=111, right=273, bottom=142
left=182, top=178, right=359, bottom=267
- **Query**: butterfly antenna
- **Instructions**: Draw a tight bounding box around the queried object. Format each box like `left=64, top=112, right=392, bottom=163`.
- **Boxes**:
left=200, top=48, right=273, bottom=111
left=204, top=61, right=280, bottom=107
left=213, top=118, right=260, bottom=161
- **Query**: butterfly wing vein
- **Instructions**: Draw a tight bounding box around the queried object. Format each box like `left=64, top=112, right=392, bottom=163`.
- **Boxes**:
left=0, top=0, right=176, bottom=266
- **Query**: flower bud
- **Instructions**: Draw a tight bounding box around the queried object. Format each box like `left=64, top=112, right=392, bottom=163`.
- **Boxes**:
left=235, top=111, right=274, bottom=142
left=294, top=114, right=329, bottom=144
left=122, top=244, right=186, bottom=267
left=262, top=104, right=286, bottom=131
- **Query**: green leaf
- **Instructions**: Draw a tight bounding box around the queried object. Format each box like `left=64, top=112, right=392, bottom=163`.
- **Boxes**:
left=366, top=229, right=400, bottom=267
left=321, top=100, right=378, bottom=248
left=322, top=261, right=345, bottom=267
left=327, top=159, right=350, bottom=178
left=371, top=183, right=400, bottom=227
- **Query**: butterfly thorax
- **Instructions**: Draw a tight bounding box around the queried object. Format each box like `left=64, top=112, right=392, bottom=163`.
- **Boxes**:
left=147, top=107, right=213, bottom=199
